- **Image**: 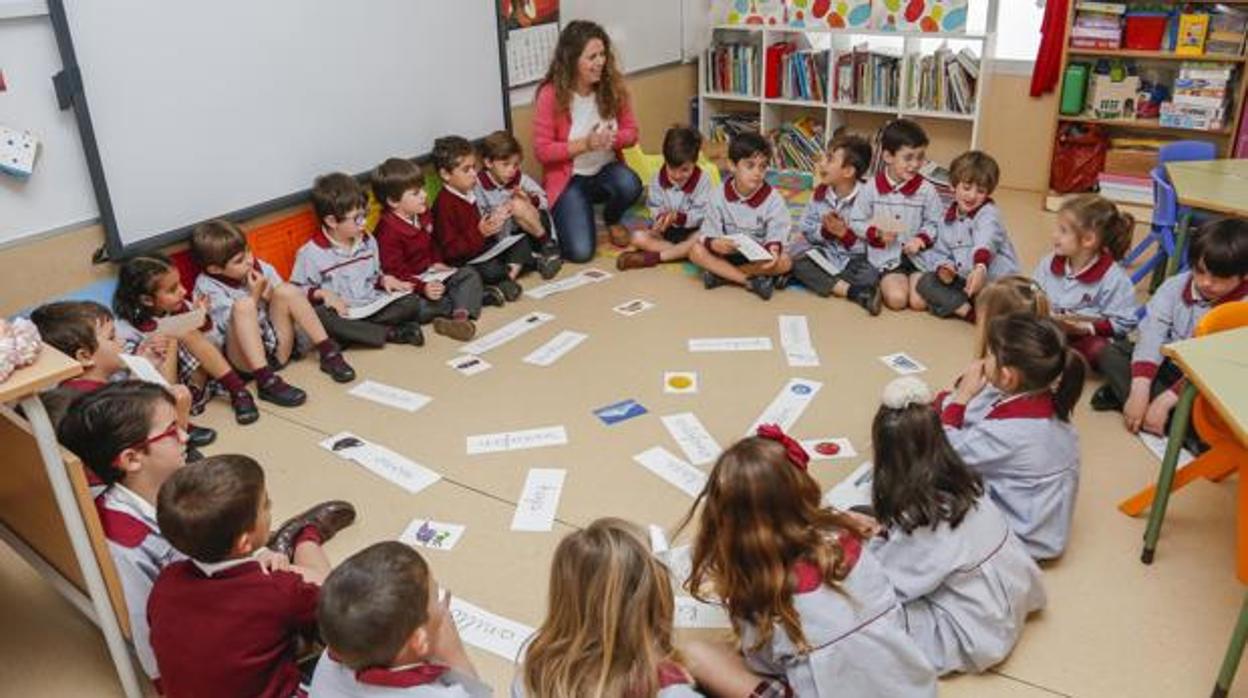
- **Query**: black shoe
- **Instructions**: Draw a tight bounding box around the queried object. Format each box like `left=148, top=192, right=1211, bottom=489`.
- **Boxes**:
left=851, top=285, right=883, bottom=316
left=537, top=254, right=563, bottom=280
left=319, top=352, right=357, bottom=383
left=1090, top=384, right=1122, bottom=412
left=499, top=278, right=523, bottom=302
left=186, top=446, right=204, bottom=463
left=231, top=390, right=260, bottom=425
left=483, top=286, right=507, bottom=307
left=258, top=375, right=307, bottom=408
left=703, top=270, right=725, bottom=290
left=774, top=273, right=791, bottom=290
left=267, top=500, right=357, bottom=559
left=387, top=323, right=425, bottom=346
left=749, top=276, right=775, bottom=301
left=187, top=424, right=217, bottom=448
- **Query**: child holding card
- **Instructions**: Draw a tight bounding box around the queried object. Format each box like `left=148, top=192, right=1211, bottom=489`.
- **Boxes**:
left=432, top=135, right=543, bottom=306
left=617, top=126, right=713, bottom=271
left=291, top=172, right=430, bottom=349
left=850, top=119, right=945, bottom=312
left=372, top=157, right=483, bottom=342
left=915, top=151, right=1020, bottom=322
left=516, top=518, right=704, bottom=697
left=687, top=131, right=793, bottom=301
left=790, top=133, right=882, bottom=315
left=475, top=130, right=563, bottom=279
left=312, top=542, right=490, bottom=697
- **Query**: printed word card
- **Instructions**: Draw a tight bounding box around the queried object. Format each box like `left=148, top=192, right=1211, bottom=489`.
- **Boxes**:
left=510, top=468, right=566, bottom=532
left=746, top=378, right=823, bottom=435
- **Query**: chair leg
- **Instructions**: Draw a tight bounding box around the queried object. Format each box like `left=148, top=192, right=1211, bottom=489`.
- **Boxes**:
left=1131, top=253, right=1163, bottom=285
left=1142, top=383, right=1198, bottom=564
left=1119, top=449, right=1234, bottom=517
left=1166, top=209, right=1192, bottom=279
left=1213, top=592, right=1248, bottom=698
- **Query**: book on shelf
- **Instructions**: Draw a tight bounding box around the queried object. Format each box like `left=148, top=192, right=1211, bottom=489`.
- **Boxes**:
left=1161, top=62, right=1234, bottom=130
left=766, top=41, right=829, bottom=102
left=906, top=45, right=979, bottom=114
left=1075, top=2, right=1126, bottom=15
left=707, top=113, right=761, bottom=143
left=767, top=117, right=824, bottom=172
left=834, top=44, right=901, bottom=108
left=707, top=43, right=758, bottom=96
left=1207, top=7, right=1247, bottom=57
left=1097, top=172, right=1153, bottom=205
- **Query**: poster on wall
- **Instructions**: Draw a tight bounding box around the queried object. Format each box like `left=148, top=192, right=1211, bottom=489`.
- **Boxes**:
left=504, top=0, right=561, bottom=87
left=715, top=0, right=968, bottom=33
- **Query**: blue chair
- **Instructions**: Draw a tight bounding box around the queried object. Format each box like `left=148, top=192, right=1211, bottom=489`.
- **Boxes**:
left=1123, top=140, right=1217, bottom=287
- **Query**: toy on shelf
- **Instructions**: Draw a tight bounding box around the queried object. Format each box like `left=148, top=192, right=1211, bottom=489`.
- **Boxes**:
left=1087, top=60, right=1141, bottom=119
left=1175, top=12, right=1211, bottom=56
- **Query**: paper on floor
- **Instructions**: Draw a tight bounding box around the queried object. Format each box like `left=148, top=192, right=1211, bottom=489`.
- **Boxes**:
left=510, top=468, right=566, bottom=532
left=661, top=413, right=722, bottom=466
left=688, top=337, right=773, bottom=352
left=467, top=426, right=568, bottom=454
left=800, top=437, right=856, bottom=461
left=399, top=519, right=465, bottom=551
left=634, top=447, right=707, bottom=498
left=347, top=380, right=432, bottom=413
left=523, top=330, right=587, bottom=367
left=779, top=315, right=820, bottom=367
left=319, top=432, right=440, bottom=495
left=746, top=378, right=823, bottom=435
left=822, top=461, right=874, bottom=510
left=460, top=312, right=555, bottom=355
left=449, top=596, right=535, bottom=663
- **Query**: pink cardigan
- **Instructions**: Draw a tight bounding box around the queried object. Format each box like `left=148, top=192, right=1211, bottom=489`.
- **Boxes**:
left=531, top=81, right=640, bottom=206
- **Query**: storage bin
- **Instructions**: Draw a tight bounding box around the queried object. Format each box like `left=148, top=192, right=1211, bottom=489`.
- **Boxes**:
left=1061, top=63, right=1090, bottom=115
left=1125, top=12, right=1169, bottom=50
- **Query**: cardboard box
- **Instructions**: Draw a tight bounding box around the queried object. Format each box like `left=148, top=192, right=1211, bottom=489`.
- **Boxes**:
left=1104, top=147, right=1158, bottom=177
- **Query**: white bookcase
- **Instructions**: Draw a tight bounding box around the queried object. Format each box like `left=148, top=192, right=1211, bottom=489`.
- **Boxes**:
left=699, top=23, right=997, bottom=167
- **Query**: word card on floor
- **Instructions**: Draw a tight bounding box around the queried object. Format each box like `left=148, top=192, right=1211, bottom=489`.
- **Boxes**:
left=460, top=312, right=555, bottom=355
left=746, top=378, right=824, bottom=435
left=511, top=468, right=566, bottom=532
left=399, top=519, right=465, bottom=551
left=688, top=337, right=773, bottom=352
left=466, top=426, right=568, bottom=455
left=525, top=268, right=612, bottom=300
left=319, top=432, right=440, bottom=495
left=674, top=596, right=732, bottom=629
left=347, top=380, right=432, bottom=413
left=523, top=330, right=588, bottom=367
left=634, top=447, right=707, bottom=498
left=449, top=597, right=535, bottom=662
left=779, top=315, right=820, bottom=367
left=661, top=413, right=722, bottom=466
left=822, top=461, right=874, bottom=510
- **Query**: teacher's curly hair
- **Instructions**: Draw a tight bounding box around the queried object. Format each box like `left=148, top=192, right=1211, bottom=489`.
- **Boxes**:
left=543, top=19, right=628, bottom=119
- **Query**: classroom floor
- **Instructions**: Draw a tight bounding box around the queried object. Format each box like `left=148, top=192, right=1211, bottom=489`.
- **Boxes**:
left=1, top=188, right=1243, bottom=697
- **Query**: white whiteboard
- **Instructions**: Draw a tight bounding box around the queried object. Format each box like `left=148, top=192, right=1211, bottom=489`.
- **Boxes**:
left=562, top=0, right=684, bottom=74
left=55, top=0, right=508, bottom=255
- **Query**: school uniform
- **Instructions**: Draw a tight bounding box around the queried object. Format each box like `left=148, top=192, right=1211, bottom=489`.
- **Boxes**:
left=646, top=165, right=713, bottom=244
left=868, top=496, right=1046, bottom=675
left=432, top=185, right=535, bottom=285
left=93, top=484, right=182, bottom=686
left=1032, top=251, right=1138, bottom=366
left=737, top=532, right=938, bottom=698
left=116, top=302, right=220, bottom=412
left=699, top=178, right=792, bottom=264
left=193, top=258, right=284, bottom=359
left=510, top=662, right=703, bottom=698
left=1099, top=272, right=1248, bottom=405
left=474, top=170, right=556, bottom=247
left=850, top=171, right=945, bottom=275
left=790, top=182, right=879, bottom=296
left=374, top=209, right=484, bottom=319
left=310, top=651, right=492, bottom=698
left=148, top=557, right=320, bottom=698
left=291, top=230, right=430, bottom=347
left=917, top=201, right=1021, bottom=317
left=937, top=391, right=1080, bottom=560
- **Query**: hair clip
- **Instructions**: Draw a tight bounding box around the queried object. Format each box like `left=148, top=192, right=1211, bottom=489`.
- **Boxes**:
left=881, top=376, right=932, bottom=410
left=756, top=423, right=809, bottom=471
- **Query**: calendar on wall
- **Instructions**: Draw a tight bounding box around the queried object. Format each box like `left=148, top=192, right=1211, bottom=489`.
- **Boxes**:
left=503, top=0, right=560, bottom=87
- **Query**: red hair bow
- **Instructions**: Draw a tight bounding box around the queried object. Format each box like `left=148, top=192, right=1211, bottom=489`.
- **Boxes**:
left=756, top=424, right=809, bottom=471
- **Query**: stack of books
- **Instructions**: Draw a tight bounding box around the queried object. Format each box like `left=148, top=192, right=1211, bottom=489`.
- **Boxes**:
left=1070, top=1, right=1125, bottom=49
left=768, top=117, right=824, bottom=172
left=833, top=45, right=901, bottom=108
left=1207, top=6, right=1248, bottom=57
left=779, top=49, right=829, bottom=102
left=907, top=46, right=979, bottom=114
left=708, top=113, right=761, bottom=144
left=1097, top=171, right=1153, bottom=205
left=1161, top=62, right=1233, bottom=131
left=707, top=43, right=758, bottom=95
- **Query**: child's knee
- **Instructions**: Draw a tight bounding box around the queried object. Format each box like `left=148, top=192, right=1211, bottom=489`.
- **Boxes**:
left=231, top=296, right=258, bottom=317
left=909, top=294, right=928, bottom=311
left=273, top=282, right=300, bottom=301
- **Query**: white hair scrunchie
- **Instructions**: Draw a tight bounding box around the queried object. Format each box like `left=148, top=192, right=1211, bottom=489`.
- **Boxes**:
left=881, top=376, right=932, bottom=410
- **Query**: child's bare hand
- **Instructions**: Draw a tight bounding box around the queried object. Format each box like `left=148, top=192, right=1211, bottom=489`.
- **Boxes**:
left=255, top=549, right=292, bottom=574
left=822, top=212, right=847, bottom=238
left=653, top=211, right=673, bottom=234
left=319, top=290, right=348, bottom=316
left=880, top=230, right=898, bottom=246
left=965, top=265, right=987, bottom=296
left=194, top=296, right=211, bottom=313
left=1143, top=391, right=1178, bottom=436
left=902, top=238, right=925, bottom=256
left=936, top=265, right=957, bottom=285
left=954, top=359, right=988, bottom=403
left=710, top=238, right=737, bottom=256
left=840, top=509, right=882, bottom=538
left=381, top=275, right=414, bottom=294
left=246, top=269, right=269, bottom=301
left=479, top=215, right=505, bottom=237
left=1122, top=383, right=1151, bottom=433
left=424, top=281, right=446, bottom=300
left=431, top=263, right=454, bottom=272
left=1055, top=316, right=1092, bottom=337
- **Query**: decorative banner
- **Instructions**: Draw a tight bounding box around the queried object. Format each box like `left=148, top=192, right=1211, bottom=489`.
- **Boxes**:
left=716, top=0, right=967, bottom=33
left=787, top=0, right=872, bottom=29
left=719, top=0, right=788, bottom=26
left=872, top=0, right=968, bottom=33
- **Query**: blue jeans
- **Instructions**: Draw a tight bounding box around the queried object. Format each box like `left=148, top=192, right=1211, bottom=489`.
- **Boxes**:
left=551, top=161, right=643, bottom=263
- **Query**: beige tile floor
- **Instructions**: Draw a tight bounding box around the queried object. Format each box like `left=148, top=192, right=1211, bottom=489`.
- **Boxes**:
left=1, top=188, right=1243, bottom=697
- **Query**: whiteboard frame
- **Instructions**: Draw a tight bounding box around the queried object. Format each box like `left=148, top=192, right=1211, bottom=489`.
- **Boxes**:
left=44, top=0, right=513, bottom=261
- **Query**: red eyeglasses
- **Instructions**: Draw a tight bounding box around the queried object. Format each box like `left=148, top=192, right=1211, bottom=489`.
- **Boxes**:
left=122, top=421, right=184, bottom=453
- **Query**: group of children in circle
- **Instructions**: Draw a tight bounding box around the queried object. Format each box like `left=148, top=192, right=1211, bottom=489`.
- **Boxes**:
left=25, top=114, right=1248, bottom=696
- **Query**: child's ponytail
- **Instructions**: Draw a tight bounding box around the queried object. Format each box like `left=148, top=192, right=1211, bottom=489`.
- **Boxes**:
left=987, top=314, right=1087, bottom=423
left=1104, top=210, right=1135, bottom=261
left=1059, top=193, right=1135, bottom=261
left=1052, top=346, right=1088, bottom=422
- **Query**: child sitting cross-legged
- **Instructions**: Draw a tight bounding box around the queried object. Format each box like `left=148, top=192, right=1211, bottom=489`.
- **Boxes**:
left=474, top=130, right=563, bottom=279
left=687, top=131, right=793, bottom=301
left=915, top=151, right=1020, bottom=322
left=310, top=541, right=490, bottom=697
left=192, top=219, right=357, bottom=383
left=148, top=454, right=357, bottom=698
left=616, top=126, right=713, bottom=271
left=790, top=133, right=883, bottom=315
left=372, top=157, right=483, bottom=342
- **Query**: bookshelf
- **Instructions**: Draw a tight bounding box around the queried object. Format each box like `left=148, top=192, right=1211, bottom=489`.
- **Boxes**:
left=699, top=22, right=996, bottom=176
left=1044, top=1, right=1248, bottom=212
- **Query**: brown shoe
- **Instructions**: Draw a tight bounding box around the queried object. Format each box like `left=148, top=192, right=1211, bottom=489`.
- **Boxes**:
left=608, top=224, right=632, bottom=248
left=433, top=316, right=477, bottom=341
left=267, top=500, right=356, bottom=558
left=616, top=250, right=659, bottom=271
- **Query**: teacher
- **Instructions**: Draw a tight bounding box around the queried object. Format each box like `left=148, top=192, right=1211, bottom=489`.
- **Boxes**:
left=533, top=20, right=643, bottom=263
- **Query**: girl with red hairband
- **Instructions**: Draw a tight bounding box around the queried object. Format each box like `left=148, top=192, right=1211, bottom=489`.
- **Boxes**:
left=673, top=425, right=938, bottom=698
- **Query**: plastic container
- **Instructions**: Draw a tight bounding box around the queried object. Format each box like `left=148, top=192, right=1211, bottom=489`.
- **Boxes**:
left=1125, top=12, right=1170, bottom=50
left=1061, top=63, right=1090, bottom=116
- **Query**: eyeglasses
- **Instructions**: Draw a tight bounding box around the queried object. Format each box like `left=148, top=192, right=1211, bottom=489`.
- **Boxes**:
left=337, top=213, right=367, bottom=227
left=122, top=421, right=184, bottom=453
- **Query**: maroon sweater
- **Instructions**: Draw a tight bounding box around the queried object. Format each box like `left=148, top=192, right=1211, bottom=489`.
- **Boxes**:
left=374, top=209, right=440, bottom=293
left=431, top=188, right=488, bottom=267
left=147, top=559, right=319, bottom=698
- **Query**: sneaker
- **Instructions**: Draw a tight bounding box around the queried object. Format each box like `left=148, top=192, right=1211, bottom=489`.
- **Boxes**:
left=319, top=351, right=357, bottom=383
left=1090, top=384, right=1122, bottom=412
left=608, top=225, right=632, bottom=248
left=187, top=424, right=217, bottom=448
left=257, top=375, right=307, bottom=408
left=387, top=323, right=425, bottom=346
left=703, top=270, right=726, bottom=290
left=749, top=276, right=775, bottom=301
left=498, top=278, right=523, bottom=302
left=616, top=250, right=658, bottom=271
left=231, top=390, right=260, bottom=425
left=433, top=316, right=477, bottom=341
left=483, top=286, right=506, bottom=307
left=851, top=285, right=883, bottom=317
left=266, top=500, right=357, bottom=559
left=537, top=254, right=563, bottom=280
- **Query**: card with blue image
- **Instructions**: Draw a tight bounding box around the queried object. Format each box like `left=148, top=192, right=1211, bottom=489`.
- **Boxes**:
left=594, top=398, right=648, bottom=425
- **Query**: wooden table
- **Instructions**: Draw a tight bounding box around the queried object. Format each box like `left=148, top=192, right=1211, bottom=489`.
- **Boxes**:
left=1163, top=159, right=1248, bottom=278
left=0, top=347, right=145, bottom=697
